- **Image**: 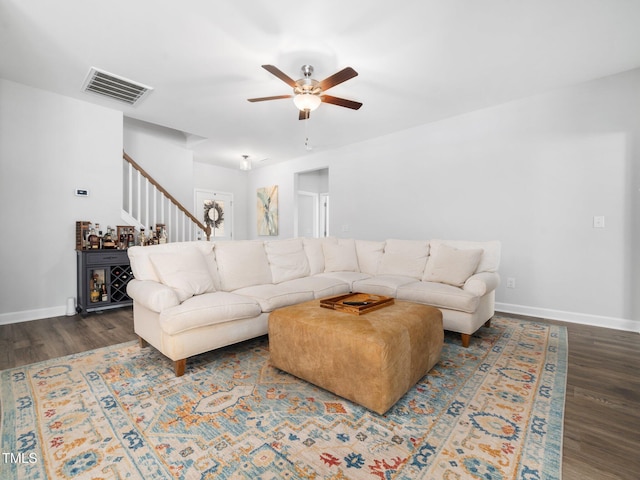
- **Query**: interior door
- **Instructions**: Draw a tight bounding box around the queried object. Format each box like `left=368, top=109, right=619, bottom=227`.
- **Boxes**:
left=295, top=168, right=329, bottom=238
left=194, top=190, right=234, bottom=241
left=297, top=191, right=318, bottom=237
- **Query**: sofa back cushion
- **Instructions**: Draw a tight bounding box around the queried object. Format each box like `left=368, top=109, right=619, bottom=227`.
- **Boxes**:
left=128, top=241, right=221, bottom=290
left=323, top=239, right=359, bottom=272
left=422, top=243, right=483, bottom=287
left=265, top=238, right=311, bottom=283
left=356, top=240, right=385, bottom=275
left=377, top=239, right=430, bottom=279
left=150, top=249, right=216, bottom=302
left=214, top=240, right=273, bottom=291
left=428, top=239, right=501, bottom=273
left=303, top=237, right=337, bottom=275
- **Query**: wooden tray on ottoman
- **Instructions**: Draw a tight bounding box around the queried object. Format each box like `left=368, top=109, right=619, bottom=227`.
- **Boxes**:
left=320, top=292, right=394, bottom=315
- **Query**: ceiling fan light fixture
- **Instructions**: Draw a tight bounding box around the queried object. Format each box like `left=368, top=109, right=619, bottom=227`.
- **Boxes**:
left=248, top=64, right=361, bottom=120
left=240, top=155, right=252, bottom=171
left=293, top=93, right=321, bottom=112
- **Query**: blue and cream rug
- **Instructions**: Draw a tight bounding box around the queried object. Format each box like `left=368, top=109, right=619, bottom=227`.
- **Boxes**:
left=1, top=316, right=566, bottom=479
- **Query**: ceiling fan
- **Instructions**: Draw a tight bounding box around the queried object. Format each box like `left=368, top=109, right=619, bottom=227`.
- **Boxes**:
left=248, top=64, right=363, bottom=120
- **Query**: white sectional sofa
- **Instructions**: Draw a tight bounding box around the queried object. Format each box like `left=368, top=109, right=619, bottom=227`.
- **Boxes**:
left=126, top=237, right=500, bottom=376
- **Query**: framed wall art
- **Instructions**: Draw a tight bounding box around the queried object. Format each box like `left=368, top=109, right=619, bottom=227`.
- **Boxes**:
left=257, top=185, right=278, bottom=236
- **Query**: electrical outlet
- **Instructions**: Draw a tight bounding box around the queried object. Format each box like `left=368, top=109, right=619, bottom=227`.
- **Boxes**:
left=593, top=216, right=605, bottom=228
left=507, top=277, right=516, bottom=289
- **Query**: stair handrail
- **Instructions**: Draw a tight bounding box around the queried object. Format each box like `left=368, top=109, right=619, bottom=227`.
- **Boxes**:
left=123, top=151, right=211, bottom=240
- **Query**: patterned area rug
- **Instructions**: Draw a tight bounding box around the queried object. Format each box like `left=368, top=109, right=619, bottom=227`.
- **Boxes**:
left=1, top=316, right=566, bottom=479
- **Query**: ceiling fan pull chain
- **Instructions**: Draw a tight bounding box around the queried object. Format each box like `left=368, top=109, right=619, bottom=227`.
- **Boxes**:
left=305, top=117, right=312, bottom=151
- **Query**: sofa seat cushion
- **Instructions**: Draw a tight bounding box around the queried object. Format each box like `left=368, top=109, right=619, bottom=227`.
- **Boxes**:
left=397, top=281, right=480, bottom=314
left=315, top=272, right=372, bottom=290
left=280, top=276, right=350, bottom=299
left=232, top=284, right=315, bottom=313
left=160, top=292, right=262, bottom=335
left=352, top=275, right=416, bottom=297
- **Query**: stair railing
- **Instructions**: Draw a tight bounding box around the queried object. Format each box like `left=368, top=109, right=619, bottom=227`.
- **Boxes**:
left=122, top=152, right=211, bottom=242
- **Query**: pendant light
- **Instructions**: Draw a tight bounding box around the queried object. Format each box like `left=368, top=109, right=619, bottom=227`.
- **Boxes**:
left=240, top=155, right=252, bottom=171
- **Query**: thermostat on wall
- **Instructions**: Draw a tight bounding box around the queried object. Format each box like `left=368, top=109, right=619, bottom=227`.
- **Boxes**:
left=75, top=189, right=89, bottom=197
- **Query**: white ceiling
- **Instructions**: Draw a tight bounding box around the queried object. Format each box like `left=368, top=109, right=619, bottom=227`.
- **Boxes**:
left=2, top=0, right=640, bottom=169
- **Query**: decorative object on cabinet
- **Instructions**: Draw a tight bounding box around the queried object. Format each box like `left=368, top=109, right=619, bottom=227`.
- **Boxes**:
left=76, top=250, right=133, bottom=316
left=116, top=225, right=137, bottom=249
left=75, top=221, right=91, bottom=250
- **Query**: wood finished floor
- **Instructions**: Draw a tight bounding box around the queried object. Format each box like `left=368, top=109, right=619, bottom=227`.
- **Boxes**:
left=1, top=309, right=638, bottom=479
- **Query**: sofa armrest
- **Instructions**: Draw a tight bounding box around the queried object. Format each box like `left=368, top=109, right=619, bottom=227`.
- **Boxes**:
left=126, top=279, right=180, bottom=313
left=463, top=272, right=501, bottom=297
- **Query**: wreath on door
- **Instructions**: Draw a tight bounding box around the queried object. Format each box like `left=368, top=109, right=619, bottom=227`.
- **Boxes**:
left=204, top=201, right=224, bottom=229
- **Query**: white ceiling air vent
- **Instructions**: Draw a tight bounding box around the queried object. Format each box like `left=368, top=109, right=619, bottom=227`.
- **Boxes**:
left=82, top=67, right=153, bottom=106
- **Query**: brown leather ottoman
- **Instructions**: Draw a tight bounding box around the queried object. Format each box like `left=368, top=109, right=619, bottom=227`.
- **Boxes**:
left=268, top=299, right=443, bottom=415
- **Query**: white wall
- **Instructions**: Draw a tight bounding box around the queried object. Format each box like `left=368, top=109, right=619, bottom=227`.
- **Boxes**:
left=248, top=68, right=640, bottom=331
left=123, top=118, right=194, bottom=209
left=0, top=79, right=123, bottom=322
left=297, top=168, right=329, bottom=193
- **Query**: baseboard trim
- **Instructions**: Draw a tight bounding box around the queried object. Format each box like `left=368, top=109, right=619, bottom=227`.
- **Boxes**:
left=0, top=305, right=68, bottom=325
left=2, top=302, right=638, bottom=333
left=495, top=302, right=640, bottom=333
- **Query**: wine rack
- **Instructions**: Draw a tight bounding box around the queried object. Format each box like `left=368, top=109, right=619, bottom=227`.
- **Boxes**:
left=76, top=250, right=133, bottom=315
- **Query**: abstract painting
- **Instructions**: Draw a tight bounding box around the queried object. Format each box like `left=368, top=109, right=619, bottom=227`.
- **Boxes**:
left=257, top=185, right=278, bottom=236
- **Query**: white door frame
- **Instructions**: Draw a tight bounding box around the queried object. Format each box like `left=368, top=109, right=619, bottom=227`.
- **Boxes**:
left=193, top=189, right=234, bottom=240
left=319, top=192, right=329, bottom=237
left=295, top=190, right=319, bottom=238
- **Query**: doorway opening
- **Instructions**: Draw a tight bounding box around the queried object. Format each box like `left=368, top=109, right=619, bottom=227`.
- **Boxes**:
left=295, top=168, right=329, bottom=238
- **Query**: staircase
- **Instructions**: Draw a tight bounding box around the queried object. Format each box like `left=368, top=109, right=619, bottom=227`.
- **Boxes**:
left=122, top=152, right=211, bottom=242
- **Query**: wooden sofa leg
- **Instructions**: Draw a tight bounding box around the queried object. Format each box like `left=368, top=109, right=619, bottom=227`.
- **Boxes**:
left=484, top=319, right=491, bottom=328
left=460, top=333, right=471, bottom=348
left=138, top=336, right=149, bottom=348
left=174, top=359, right=186, bottom=377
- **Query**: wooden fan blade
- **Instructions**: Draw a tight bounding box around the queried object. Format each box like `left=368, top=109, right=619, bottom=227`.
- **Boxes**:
left=318, top=67, right=358, bottom=91
left=262, top=65, right=297, bottom=88
left=299, top=109, right=310, bottom=120
left=321, top=95, right=363, bottom=110
left=247, top=95, right=292, bottom=102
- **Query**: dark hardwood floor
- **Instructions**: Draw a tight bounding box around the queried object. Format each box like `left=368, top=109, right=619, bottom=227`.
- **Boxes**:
left=0, top=308, right=137, bottom=370
left=1, top=309, right=638, bottom=479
